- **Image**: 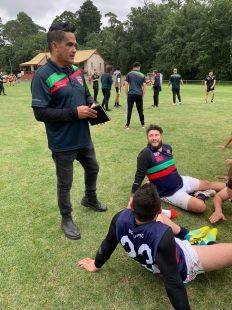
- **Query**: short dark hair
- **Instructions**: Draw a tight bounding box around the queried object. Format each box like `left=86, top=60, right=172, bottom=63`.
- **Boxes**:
left=146, top=124, right=163, bottom=135
left=47, top=22, right=76, bottom=52
left=133, top=183, right=161, bottom=222
left=133, top=62, right=141, bottom=68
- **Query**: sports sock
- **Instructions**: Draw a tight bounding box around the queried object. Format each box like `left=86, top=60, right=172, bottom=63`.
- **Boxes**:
left=195, top=193, right=207, bottom=202
left=176, top=227, right=189, bottom=239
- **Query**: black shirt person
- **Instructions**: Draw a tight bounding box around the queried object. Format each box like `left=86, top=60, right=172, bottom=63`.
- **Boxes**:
left=204, top=71, right=216, bottom=103
left=169, top=68, right=183, bottom=105
left=124, top=62, right=146, bottom=129
left=31, top=22, right=107, bottom=240
left=91, top=69, right=99, bottom=102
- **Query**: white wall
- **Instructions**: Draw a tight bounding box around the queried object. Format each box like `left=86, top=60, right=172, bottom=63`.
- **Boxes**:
left=85, top=53, right=105, bottom=75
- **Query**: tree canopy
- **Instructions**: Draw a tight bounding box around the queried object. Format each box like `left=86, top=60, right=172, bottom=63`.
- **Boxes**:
left=0, top=0, right=232, bottom=79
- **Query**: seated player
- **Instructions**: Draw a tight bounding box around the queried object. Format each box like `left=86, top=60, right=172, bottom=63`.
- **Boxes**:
left=78, top=183, right=232, bottom=309
left=209, top=166, right=232, bottom=223
left=128, top=124, right=226, bottom=213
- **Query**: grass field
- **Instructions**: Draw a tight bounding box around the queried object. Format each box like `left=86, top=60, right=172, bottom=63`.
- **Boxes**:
left=1, top=81, right=232, bottom=309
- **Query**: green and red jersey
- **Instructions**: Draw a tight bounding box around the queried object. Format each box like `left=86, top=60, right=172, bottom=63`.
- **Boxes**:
left=31, top=59, right=94, bottom=152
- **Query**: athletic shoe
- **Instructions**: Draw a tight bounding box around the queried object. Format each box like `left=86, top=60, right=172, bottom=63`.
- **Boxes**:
left=184, top=226, right=210, bottom=245
left=125, top=125, right=130, bottom=130
left=199, top=228, right=218, bottom=245
left=179, top=102, right=182, bottom=104
left=194, top=189, right=216, bottom=199
left=141, top=125, right=145, bottom=129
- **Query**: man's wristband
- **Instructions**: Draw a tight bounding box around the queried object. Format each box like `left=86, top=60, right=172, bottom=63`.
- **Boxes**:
left=227, top=178, right=232, bottom=189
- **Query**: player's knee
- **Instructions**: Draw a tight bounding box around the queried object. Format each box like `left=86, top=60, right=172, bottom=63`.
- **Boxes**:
left=188, top=200, right=206, bottom=213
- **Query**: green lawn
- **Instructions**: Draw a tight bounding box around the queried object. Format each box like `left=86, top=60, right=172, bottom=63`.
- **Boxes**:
left=1, top=81, right=232, bottom=309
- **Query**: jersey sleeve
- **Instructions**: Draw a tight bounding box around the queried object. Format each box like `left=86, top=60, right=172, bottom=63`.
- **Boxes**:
left=94, top=211, right=122, bottom=268
left=156, top=229, right=190, bottom=310
left=132, top=148, right=151, bottom=193
left=31, top=73, right=51, bottom=108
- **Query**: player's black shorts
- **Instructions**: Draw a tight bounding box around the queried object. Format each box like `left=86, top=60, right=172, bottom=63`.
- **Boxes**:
left=115, top=87, right=121, bottom=94
left=207, top=87, right=215, bottom=92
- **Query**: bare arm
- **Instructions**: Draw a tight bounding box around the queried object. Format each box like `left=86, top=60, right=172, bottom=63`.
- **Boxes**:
left=209, top=188, right=229, bottom=223
left=142, top=82, right=147, bottom=96
left=124, top=81, right=129, bottom=96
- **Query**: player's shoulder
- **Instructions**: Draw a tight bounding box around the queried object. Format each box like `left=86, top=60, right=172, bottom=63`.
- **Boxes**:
left=162, top=144, right=172, bottom=152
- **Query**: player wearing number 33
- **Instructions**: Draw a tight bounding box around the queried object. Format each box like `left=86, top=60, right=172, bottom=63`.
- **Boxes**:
left=79, top=183, right=232, bottom=309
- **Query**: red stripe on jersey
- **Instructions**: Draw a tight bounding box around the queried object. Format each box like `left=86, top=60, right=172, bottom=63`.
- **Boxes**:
left=50, top=68, right=83, bottom=94
left=147, top=165, right=176, bottom=180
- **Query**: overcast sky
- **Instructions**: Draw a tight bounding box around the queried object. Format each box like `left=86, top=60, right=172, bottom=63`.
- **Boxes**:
left=0, top=0, right=160, bottom=30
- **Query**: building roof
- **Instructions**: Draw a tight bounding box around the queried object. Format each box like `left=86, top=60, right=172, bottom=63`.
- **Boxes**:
left=20, top=49, right=99, bottom=66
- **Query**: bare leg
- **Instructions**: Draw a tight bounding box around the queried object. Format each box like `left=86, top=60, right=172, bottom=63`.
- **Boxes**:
left=187, top=197, right=206, bottom=213
left=198, top=180, right=226, bottom=192
left=222, top=134, right=232, bottom=148
left=205, top=90, right=208, bottom=103
left=193, top=243, right=232, bottom=272
left=156, top=214, right=181, bottom=235
left=211, top=90, right=215, bottom=102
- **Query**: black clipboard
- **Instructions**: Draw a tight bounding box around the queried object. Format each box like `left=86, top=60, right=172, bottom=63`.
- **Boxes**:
left=88, top=105, right=111, bottom=125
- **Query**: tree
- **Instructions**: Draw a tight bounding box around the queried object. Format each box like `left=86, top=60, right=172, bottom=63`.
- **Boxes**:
left=51, top=11, right=78, bottom=29
left=76, top=0, right=102, bottom=45
left=105, top=12, right=121, bottom=28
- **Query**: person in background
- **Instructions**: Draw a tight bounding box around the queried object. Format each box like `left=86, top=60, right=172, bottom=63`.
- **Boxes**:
left=152, top=70, right=161, bottom=107
left=205, top=70, right=216, bottom=103
left=168, top=68, right=183, bottom=105
left=124, top=62, right=146, bottom=129
left=91, top=69, right=99, bottom=103
left=101, top=68, right=113, bottom=111
left=113, top=67, right=122, bottom=108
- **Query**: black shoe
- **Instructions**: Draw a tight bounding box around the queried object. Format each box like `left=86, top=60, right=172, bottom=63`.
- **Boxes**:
left=61, top=216, right=81, bottom=240
left=81, top=196, right=107, bottom=212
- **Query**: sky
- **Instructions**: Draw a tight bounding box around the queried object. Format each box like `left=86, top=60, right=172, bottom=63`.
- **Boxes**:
left=0, top=0, right=160, bottom=30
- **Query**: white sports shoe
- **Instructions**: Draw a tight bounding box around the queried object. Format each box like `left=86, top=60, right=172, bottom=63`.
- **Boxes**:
left=194, top=189, right=216, bottom=198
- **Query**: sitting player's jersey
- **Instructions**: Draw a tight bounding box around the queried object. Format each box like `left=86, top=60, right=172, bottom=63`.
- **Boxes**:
left=115, top=209, right=187, bottom=280
left=146, top=144, right=183, bottom=197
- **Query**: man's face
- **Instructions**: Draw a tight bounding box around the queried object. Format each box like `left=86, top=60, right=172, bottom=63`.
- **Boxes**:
left=52, top=32, right=77, bottom=67
left=209, top=71, right=213, bottom=77
left=173, top=68, right=177, bottom=74
left=147, top=130, right=162, bottom=150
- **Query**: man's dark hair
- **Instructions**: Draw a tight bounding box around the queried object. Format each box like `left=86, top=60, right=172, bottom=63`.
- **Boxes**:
left=146, top=124, right=163, bottom=135
left=133, top=183, right=161, bottom=222
left=133, top=62, right=141, bottom=68
left=47, top=22, right=76, bottom=52
left=116, top=66, right=120, bottom=70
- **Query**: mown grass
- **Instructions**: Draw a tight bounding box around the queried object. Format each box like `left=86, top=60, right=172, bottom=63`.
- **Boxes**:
left=0, top=81, right=232, bottom=309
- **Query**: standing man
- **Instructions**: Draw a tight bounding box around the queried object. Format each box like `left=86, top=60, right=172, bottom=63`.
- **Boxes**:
left=152, top=70, right=161, bottom=107
left=91, top=69, right=99, bottom=103
left=101, top=68, right=113, bottom=111
left=31, top=23, right=107, bottom=241
left=124, top=62, right=146, bottom=129
left=168, top=68, right=183, bottom=105
left=0, top=74, right=6, bottom=95
left=113, top=67, right=122, bottom=108
left=128, top=124, right=225, bottom=213
left=205, top=71, right=216, bottom=103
